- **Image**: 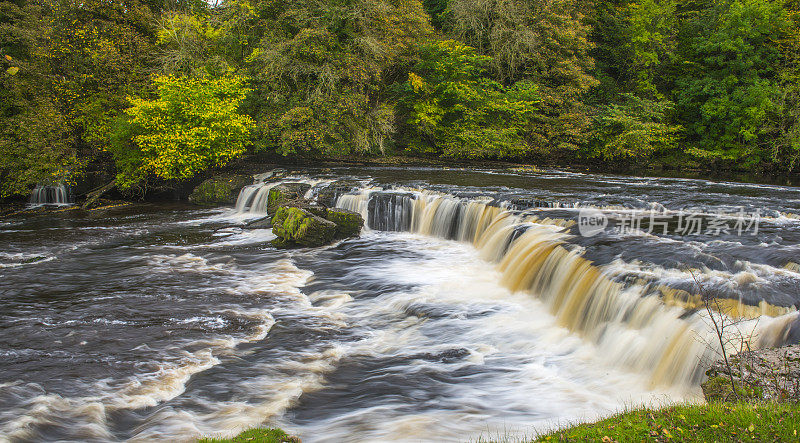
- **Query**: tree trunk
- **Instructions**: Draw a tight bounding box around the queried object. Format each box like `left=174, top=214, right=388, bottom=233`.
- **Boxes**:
left=81, top=179, right=117, bottom=210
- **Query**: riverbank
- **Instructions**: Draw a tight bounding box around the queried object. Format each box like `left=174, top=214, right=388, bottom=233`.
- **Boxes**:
left=204, top=401, right=800, bottom=442
left=202, top=345, right=800, bottom=442
left=3, top=157, right=798, bottom=209
left=531, top=401, right=800, bottom=442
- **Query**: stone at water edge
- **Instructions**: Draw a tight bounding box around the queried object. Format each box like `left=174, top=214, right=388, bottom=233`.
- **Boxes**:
left=266, top=183, right=312, bottom=215
left=189, top=175, right=252, bottom=206
left=315, top=180, right=363, bottom=207
left=243, top=216, right=273, bottom=229
left=702, top=344, right=800, bottom=402
left=272, top=206, right=336, bottom=247
left=325, top=208, right=364, bottom=239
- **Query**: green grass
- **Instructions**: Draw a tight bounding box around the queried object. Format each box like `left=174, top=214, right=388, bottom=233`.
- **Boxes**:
left=198, top=427, right=296, bottom=443
left=199, top=403, right=800, bottom=442
left=529, top=402, right=800, bottom=442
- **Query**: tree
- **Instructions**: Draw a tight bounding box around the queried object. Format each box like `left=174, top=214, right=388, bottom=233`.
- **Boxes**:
left=0, top=0, right=82, bottom=196
left=448, top=0, right=598, bottom=155
left=0, top=0, right=156, bottom=197
left=674, top=0, right=793, bottom=168
left=155, top=8, right=232, bottom=76
left=396, top=40, right=539, bottom=159
left=765, top=2, right=800, bottom=171
left=241, top=0, right=432, bottom=156
left=111, top=74, right=254, bottom=189
left=592, top=93, right=681, bottom=160
left=623, top=0, right=678, bottom=98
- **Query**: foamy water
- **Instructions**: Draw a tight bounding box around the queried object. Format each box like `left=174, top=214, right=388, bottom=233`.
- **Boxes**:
left=2, top=167, right=799, bottom=442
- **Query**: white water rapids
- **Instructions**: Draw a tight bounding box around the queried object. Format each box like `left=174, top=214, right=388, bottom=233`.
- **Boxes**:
left=1, top=167, right=799, bottom=442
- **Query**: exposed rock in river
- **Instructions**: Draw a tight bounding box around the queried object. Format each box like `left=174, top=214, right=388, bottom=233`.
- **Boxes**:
left=189, top=175, right=252, bottom=206
left=271, top=206, right=337, bottom=247
left=315, top=180, right=363, bottom=207
left=325, top=208, right=364, bottom=239
left=243, top=216, right=273, bottom=229
left=267, top=198, right=365, bottom=247
left=266, top=183, right=312, bottom=215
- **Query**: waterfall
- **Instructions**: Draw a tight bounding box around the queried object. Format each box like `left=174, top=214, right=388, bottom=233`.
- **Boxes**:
left=335, top=188, right=798, bottom=389
left=29, top=184, right=71, bottom=205
left=235, top=183, right=279, bottom=214
left=234, top=179, right=336, bottom=214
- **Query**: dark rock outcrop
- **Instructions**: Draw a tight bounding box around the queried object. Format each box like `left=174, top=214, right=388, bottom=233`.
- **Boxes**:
left=315, top=180, right=363, bottom=207
left=189, top=175, right=252, bottom=206
left=243, top=216, right=273, bottom=229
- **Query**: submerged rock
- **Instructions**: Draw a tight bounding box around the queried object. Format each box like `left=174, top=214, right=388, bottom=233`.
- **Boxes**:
left=272, top=206, right=336, bottom=247
left=189, top=175, right=252, bottom=206
left=243, top=215, right=273, bottom=229
left=266, top=183, right=312, bottom=214
left=325, top=208, right=364, bottom=239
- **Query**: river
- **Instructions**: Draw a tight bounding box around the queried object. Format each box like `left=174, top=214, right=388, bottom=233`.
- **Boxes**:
left=2, top=167, right=799, bottom=442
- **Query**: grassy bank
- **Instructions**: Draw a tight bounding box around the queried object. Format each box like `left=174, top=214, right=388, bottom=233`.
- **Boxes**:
left=198, top=427, right=298, bottom=443
left=202, top=402, right=800, bottom=442
left=528, top=402, right=800, bottom=442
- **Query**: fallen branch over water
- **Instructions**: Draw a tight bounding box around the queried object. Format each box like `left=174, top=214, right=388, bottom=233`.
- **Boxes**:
left=81, top=179, right=117, bottom=210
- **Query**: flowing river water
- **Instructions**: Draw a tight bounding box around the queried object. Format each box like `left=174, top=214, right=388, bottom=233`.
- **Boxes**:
left=2, top=167, right=800, bottom=442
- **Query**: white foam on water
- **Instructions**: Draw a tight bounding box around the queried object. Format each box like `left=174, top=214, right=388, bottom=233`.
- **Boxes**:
left=283, top=232, right=691, bottom=442
left=0, top=252, right=55, bottom=268
left=0, top=258, right=310, bottom=442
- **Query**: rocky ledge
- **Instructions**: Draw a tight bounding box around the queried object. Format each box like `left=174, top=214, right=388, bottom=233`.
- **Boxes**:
left=702, top=344, right=800, bottom=402
left=188, top=174, right=253, bottom=206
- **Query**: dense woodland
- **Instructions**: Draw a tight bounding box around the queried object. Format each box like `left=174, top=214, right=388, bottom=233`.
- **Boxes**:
left=1, top=0, right=800, bottom=197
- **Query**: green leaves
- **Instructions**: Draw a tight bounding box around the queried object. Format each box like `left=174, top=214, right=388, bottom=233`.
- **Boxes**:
left=112, top=75, right=254, bottom=189
left=398, top=40, right=539, bottom=159
left=674, top=0, right=792, bottom=166
left=245, top=0, right=432, bottom=156
left=592, top=94, right=681, bottom=160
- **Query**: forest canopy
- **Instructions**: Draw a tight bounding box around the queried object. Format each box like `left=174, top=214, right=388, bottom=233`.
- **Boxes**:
left=1, top=0, right=799, bottom=196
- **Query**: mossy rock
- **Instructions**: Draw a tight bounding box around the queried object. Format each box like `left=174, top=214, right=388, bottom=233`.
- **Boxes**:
left=189, top=175, right=252, bottom=206
left=272, top=206, right=336, bottom=247
left=291, top=202, right=327, bottom=218
left=269, top=237, right=295, bottom=249
left=325, top=208, right=364, bottom=239
left=266, top=183, right=312, bottom=214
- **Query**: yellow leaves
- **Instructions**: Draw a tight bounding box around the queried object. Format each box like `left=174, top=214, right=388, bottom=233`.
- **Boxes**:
left=118, top=74, right=254, bottom=187
left=6, top=66, right=19, bottom=75
left=408, top=72, right=426, bottom=93
left=4, top=55, right=11, bottom=61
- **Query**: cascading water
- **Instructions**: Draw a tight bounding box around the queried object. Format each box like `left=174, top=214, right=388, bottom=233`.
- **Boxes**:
left=234, top=178, right=336, bottom=214
left=334, top=188, right=799, bottom=388
left=6, top=167, right=800, bottom=442
left=29, top=184, right=71, bottom=205
left=235, top=183, right=278, bottom=213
